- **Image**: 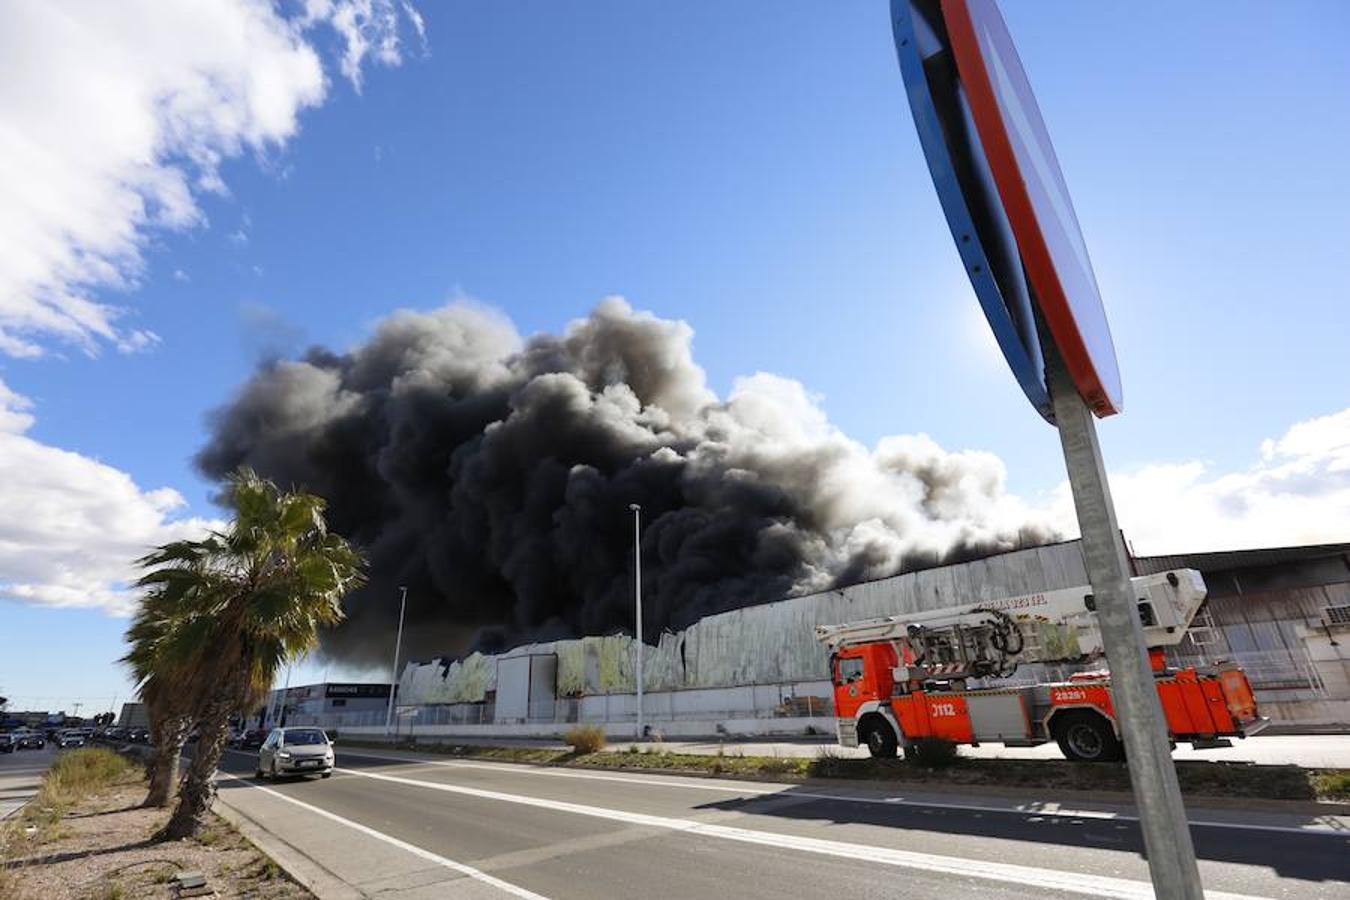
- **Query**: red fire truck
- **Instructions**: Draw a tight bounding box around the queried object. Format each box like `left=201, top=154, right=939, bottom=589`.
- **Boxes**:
left=816, top=569, right=1266, bottom=761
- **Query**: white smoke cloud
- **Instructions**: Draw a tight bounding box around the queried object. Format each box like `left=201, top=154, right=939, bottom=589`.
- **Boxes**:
left=0, top=0, right=421, bottom=358
left=1049, top=407, right=1350, bottom=554
left=0, top=380, right=222, bottom=616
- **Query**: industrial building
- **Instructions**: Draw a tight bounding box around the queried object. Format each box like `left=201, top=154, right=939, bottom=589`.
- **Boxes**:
left=348, top=539, right=1350, bottom=740
left=260, top=681, right=392, bottom=730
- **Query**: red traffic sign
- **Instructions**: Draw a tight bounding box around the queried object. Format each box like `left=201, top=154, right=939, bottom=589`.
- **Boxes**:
left=942, top=0, right=1123, bottom=416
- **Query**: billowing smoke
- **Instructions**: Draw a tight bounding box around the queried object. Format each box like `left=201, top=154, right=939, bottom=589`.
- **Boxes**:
left=198, top=298, right=1057, bottom=663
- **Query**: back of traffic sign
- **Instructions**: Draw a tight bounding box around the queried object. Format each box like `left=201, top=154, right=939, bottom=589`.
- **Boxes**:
left=891, top=0, right=1122, bottom=418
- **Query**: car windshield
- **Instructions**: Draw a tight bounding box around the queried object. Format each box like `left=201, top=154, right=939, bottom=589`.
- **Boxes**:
left=283, top=729, right=327, bottom=746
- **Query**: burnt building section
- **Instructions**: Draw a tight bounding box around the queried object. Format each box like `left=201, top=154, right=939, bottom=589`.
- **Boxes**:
left=1138, top=543, right=1350, bottom=728
left=373, top=539, right=1349, bottom=739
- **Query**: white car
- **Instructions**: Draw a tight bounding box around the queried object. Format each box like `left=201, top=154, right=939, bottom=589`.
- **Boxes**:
left=255, top=727, right=335, bottom=779
left=55, top=729, right=86, bottom=748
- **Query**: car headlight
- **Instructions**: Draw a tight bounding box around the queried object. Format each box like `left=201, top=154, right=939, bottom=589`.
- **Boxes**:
left=278, top=751, right=292, bottom=759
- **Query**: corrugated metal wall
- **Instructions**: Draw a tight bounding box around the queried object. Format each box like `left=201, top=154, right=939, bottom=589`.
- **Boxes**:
left=400, top=540, right=1089, bottom=703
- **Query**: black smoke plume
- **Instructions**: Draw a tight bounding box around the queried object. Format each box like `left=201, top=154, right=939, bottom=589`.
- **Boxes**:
left=197, top=299, right=1057, bottom=663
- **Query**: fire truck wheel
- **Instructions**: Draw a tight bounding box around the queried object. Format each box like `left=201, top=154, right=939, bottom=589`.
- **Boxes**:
left=859, top=716, right=898, bottom=758
left=1053, top=711, right=1123, bottom=763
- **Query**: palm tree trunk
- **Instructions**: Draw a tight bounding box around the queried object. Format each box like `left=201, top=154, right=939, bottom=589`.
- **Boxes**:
left=144, top=714, right=191, bottom=807
left=156, top=695, right=231, bottom=841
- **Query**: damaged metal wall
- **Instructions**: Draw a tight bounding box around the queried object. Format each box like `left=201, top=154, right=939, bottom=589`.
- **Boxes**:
left=399, top=541, right=1091, bottom=704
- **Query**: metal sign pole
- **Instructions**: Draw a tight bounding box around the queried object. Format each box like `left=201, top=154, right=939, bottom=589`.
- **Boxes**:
left=1046, top=349, right=1204, bottom=899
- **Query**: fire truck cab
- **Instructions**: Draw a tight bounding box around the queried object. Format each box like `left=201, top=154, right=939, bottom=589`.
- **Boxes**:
left=820, top=570, right=1266, bottom=761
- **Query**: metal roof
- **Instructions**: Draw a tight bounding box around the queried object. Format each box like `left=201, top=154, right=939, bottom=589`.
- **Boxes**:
left=1133, top=542, right=1350, bottom=576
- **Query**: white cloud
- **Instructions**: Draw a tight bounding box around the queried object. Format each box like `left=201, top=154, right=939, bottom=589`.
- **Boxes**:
left=0, top=379, right=223, bottom=616
left=304, top=0, right=424, bottom=91
left=0, top=0, right=421, bottom=358
left=1048, top=408, right=1350, bottom=554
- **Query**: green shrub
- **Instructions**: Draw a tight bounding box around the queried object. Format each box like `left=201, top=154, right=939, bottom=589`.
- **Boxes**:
left=563, top=725, right=607, bottom=755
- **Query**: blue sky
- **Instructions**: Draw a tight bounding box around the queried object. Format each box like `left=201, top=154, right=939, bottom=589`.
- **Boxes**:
left=2, top=1, right=1348, bottom=714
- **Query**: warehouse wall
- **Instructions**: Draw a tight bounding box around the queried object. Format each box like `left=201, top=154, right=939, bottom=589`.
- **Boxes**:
left=395, top=540, right=1350, bottom=733
left=398, top=540, right=1089, bottom=703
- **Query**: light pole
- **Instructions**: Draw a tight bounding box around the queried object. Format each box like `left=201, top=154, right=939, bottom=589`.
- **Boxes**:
left=384, top=586, right=408, bottom=737
left=629, top=504, right=643, bottom=740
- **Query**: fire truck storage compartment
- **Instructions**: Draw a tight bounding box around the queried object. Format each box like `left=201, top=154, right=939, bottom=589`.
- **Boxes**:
left=964, top=691, right=1034, bottom=742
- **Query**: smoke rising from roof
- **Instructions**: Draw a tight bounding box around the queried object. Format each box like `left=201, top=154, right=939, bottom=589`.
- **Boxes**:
left=197, top=298, right=1057, bottom=663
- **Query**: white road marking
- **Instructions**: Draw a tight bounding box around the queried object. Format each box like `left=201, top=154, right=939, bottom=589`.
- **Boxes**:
left=335, top=765, right=1270, bottom=900
left=334, top=749, right=1346, bottom=837
left=216, top=770, right=551, bottom=900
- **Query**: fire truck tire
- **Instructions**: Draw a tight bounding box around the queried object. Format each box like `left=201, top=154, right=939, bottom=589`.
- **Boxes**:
left=1053, top=710, right=1123, bottom=763
left=858, top=715, right=899, bottom=758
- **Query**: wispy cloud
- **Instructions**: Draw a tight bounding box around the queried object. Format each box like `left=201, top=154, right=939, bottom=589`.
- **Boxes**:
left=1047, top=407, right=1350, bottom=554
left=0, top=0, right=424, bottom=358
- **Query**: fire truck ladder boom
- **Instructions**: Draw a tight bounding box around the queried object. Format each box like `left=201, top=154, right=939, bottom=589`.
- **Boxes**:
left=814, top=569, right=1207, bottom=680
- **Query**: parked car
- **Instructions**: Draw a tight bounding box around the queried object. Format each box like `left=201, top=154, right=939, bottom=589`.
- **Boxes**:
left=0, top=733, right=15, bottom=753
left=256, top=727, right=334, bottom=780
left=237, top=729, right=268, bottom=750
left=12, top=729, right=46, bottom=750
left=55, top=730, right=86, bottom=748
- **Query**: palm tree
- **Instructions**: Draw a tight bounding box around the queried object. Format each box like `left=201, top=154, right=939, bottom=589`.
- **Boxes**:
left=134, top=468, right=364, bottom=840
left=122, top=591, right=197, bottom=807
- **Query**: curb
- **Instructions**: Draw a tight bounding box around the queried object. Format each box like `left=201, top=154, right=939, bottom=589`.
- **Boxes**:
left=213, top=787, right=362, bottom=899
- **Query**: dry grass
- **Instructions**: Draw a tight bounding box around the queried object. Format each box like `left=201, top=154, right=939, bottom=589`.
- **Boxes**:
left=1308, top=769, right=1350, bottom=802
left=563, top=725, right=608, bottom=755
left=1, top=751, right=311, bottom=900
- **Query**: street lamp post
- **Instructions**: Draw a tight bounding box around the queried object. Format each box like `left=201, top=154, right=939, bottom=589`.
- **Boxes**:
left=629, top=504, right=643, bottom=740
left=384, top=586, right=408, bottom=737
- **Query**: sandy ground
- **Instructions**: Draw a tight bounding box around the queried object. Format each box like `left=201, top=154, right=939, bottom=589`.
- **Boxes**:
left=1, top=778, right=312, bottom=900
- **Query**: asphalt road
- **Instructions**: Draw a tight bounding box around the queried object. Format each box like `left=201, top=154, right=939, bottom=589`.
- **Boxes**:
left=400, top=734, right=1350, bottom=769
left=0, top=742, right=53, bottom=820
left=213, top=746, right=1350, bottom=900
left=640, top=734, right=1350, bottom=768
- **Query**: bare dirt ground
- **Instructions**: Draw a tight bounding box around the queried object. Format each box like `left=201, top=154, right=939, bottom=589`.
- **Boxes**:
left=2, top=776, right=312, bottom=900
